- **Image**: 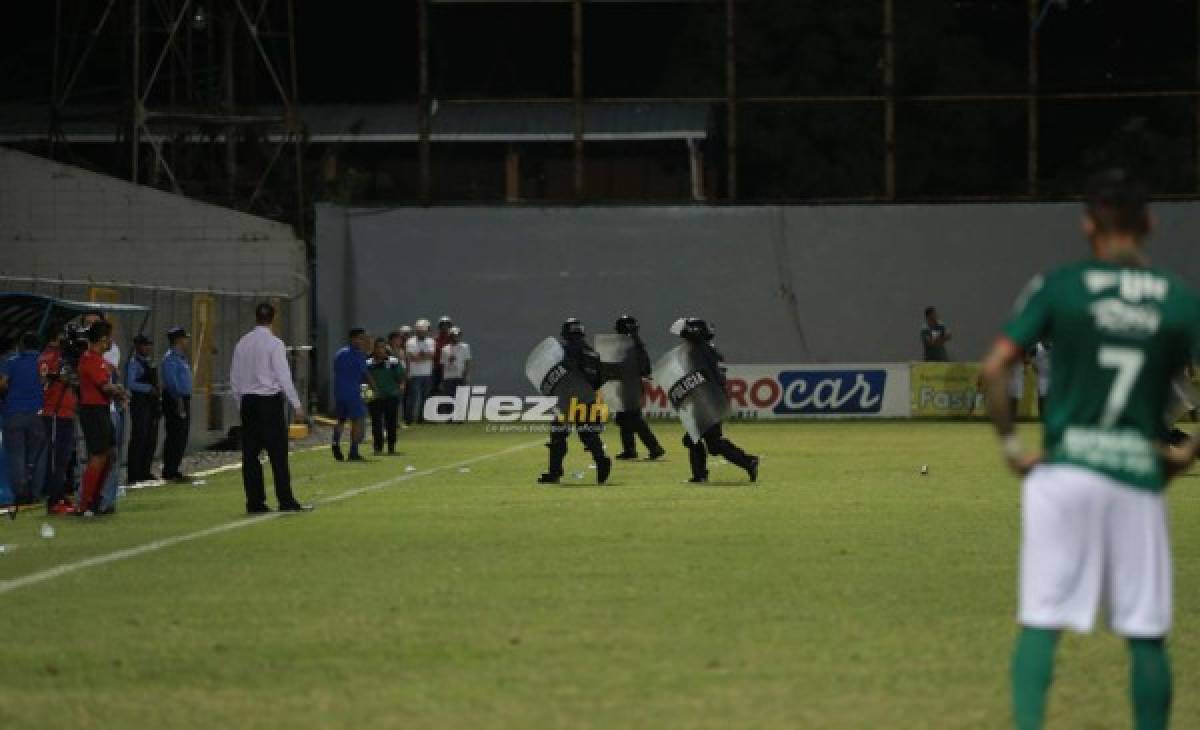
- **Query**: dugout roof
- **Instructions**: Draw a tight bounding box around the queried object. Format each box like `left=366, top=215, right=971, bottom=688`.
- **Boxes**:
left=0, top=294, right=149, bottom=345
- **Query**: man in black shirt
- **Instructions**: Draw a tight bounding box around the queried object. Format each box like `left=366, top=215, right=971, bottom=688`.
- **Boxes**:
left=921, top=306, right=952, bottom=362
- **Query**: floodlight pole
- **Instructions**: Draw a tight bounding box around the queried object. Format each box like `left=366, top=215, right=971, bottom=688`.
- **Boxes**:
left=1195, top=0, right=1200, bottom=193
left=725, top=0, right=737, bottom=201
left=131, top=0, right=141, bottom=185
left=572, top=0, right=585, bottom=202
left=882, top=0, right=895, bottom=200
left=1027, top=0, right=1040, bottom=198
left=287, top=0, right=305, bottom=241
left=418, top=0, right=431, bottom=206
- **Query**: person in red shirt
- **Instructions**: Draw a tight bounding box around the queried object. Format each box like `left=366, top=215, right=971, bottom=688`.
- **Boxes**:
left=38, top=336, right=79, bottom=514
left=75, top=322, right=126, bottom=516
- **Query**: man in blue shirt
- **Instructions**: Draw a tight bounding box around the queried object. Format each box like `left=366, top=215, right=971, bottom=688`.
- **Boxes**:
left=0, top=333, right=48, bottom=505
left=125, top=334, right=160, bottom=483
left=160, top=327, right=193, bottom=481
left=332, top=328, right=371, bottom=461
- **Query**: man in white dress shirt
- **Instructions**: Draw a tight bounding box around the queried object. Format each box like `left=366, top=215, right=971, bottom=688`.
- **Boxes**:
left=230, top=302, right=312, bottom=515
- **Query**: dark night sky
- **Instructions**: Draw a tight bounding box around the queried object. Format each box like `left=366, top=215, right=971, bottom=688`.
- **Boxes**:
left=1, top=1, right=1197, bottom=198
left=3, top=1, right=1194, bottom=104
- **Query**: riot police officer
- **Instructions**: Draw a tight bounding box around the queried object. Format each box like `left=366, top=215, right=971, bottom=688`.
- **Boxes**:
left=611, top=315, right=665, bottom=460
left=677, top=318, right=759, bottom=483
left=538, top=318, right=612, bottom=485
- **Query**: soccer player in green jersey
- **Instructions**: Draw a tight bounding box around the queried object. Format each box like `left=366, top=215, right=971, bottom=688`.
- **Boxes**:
left=980, top=169, right=1200, bottom=730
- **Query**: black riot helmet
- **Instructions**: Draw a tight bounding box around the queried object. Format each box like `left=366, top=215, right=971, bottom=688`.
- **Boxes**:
left=680, top=317, right=714, bottom=342
left=615, top=314, right=639, bottom=335
left=561, top=317, right=586, bottom=339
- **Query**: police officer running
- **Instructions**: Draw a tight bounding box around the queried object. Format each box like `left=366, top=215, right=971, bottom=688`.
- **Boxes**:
left=538, top=318, right=613, bottom=485
left=611, top=315, right=665, bottom=461
left=677, top=318, right=759, bottom=484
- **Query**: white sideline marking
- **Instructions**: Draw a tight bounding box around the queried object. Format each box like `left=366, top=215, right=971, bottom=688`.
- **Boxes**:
left=127, top=445, right=329, bottom=489
left=0, top=441, right=540, bottom=597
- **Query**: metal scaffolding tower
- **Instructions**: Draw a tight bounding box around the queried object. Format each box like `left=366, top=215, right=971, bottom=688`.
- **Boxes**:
left=49, top=0, right=305, bottom=236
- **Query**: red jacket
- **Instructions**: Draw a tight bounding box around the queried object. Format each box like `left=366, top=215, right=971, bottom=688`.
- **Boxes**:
left=38, top=348, right=77, bottom=418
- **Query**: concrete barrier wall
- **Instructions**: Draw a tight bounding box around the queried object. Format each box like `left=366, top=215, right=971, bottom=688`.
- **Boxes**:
left=315, top=202, right=1200, bottom=401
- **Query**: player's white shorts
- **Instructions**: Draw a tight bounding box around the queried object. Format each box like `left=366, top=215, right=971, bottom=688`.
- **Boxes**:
left=1019, top=464, right=1172, bottom=638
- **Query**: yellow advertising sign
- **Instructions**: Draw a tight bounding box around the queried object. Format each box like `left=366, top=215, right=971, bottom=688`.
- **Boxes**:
left=911, top=362, right=1039, bottom=419
left=911, top=362, right=984, bottom=418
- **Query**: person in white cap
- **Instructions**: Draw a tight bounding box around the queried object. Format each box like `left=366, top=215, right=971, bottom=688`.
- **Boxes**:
left=404, top=319, right=436, bottom=424
left=438, top=326, right=471, bottom=396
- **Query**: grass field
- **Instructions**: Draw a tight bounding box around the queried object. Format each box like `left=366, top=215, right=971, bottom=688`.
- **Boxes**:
left=2, top=421, right=1199, bottom=729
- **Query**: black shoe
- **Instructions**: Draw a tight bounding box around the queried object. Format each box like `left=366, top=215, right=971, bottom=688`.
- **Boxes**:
left=166, top=473, right=191, bottom=484
left=646, top=447, right=666, bottom=460
left=279, top=503, right=314, bottom=513
left=537, top=472, right=562, bottom=484
left=373, top=447, right=382, bottom=456
left=746, top=457, right=760, bottom=483
left=614, top=452, right=638, bottom=460
left=246, top=504, right=272, bottom=515
left=96, top=506, right=117, bottom=516
left=332, top=443, right=345, bottom=461
left=387, top=446, right=396, bottom=455
left=687, top=473, right=708, bottom=484
left=347, top=454, right=366, bottom=462
left=596, top=456, right=612, bottom=485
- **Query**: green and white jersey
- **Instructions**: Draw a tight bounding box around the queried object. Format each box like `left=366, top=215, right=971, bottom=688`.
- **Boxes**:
left=1004, top=260, right=1200, bottom=492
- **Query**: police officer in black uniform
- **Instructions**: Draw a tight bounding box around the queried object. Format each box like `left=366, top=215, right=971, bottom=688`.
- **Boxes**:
left=538, top=318, right=613, bottom=485
left=124, top=334, right=160, bottom=483
left=612, top=315, right=665, bottom=461
left=678, top=318, right=759, bottom=483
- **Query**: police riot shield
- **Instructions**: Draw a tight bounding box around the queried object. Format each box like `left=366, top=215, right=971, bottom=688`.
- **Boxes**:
left=652, top=343, right=729, bottom=442
left=594, top=334, right=641, bottom=413
left=525, top=337, right=597, bottom=414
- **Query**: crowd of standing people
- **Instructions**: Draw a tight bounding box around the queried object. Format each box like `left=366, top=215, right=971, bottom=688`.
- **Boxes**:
left=331, top=316, right=471, bottom=461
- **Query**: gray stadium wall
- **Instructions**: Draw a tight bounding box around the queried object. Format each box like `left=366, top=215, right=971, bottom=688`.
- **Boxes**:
left=315, top=202, right=1200, bottom=404
left=0, top=148, right=310, bottom=451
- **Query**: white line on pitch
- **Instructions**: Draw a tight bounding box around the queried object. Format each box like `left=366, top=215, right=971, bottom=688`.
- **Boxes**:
left=0, top=441, right=540, bottom=597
